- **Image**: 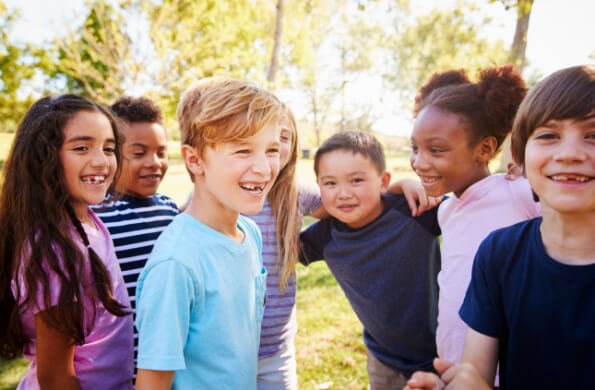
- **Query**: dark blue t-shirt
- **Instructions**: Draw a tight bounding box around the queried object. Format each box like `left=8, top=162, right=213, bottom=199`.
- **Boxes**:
left=460, top=217, right=595, bottom=389
left=300, top=193, right=441, bottom=376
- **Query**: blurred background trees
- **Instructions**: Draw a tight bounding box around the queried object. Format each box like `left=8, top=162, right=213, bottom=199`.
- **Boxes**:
left=1, top=0, right=591, bottom=152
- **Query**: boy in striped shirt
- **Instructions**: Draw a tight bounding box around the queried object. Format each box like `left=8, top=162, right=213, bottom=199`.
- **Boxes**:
left=91, top=96, right=179, bottom=372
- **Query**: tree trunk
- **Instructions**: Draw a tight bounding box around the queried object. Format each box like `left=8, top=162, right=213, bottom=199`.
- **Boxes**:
left=510, top=0, right=533, bottom=71
left=498, top=0, right=534, bottom=172
left=267, top=0, right=284, bottom=89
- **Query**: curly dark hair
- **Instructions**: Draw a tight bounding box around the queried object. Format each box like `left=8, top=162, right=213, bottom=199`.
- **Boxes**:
left=109, top=96, right=164, bottom=124
left=414, top=65, right=527, bottom=151
left=0, top=94, right=129, bottom=359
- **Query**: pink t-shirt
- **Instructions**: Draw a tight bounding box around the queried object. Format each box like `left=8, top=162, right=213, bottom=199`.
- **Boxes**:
left=13, top=210, right=134, bottom=390
left=436, top=174, right=541, bottom=366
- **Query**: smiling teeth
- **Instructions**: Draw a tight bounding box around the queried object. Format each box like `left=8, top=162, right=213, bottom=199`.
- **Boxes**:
left=551, top=175, right=590, bottom=182
left=83, top=176, right=105, bottom=184
left=421, top=177, right=439, bottom=183
left=241, top=184, right=264, bottom=193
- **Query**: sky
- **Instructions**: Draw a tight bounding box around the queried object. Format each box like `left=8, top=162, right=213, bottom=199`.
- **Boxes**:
left=4, top=0, right=595, bottom=136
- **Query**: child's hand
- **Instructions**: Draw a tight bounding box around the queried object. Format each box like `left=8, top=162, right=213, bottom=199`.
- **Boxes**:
left=398, top=179, right=442, bottom=217
left=404, top=371, right=445, bottom=390
left=440, top=362, right=491, bottom=390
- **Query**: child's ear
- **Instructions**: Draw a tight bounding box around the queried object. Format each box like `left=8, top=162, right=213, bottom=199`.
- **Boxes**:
left=181, top=144, right=205, bottom=176
left=379, top=171, right=391, bottom=194
left=475, top=136, right=497, bottom=163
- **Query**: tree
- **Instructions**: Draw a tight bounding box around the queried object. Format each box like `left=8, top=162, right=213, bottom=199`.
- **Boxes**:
left=0, top=2, right=42, bottom=132
left=51, top=0, right=136, bottom=105
left=267, top=0, right=284, bottom=89
left=384, top=2, right=510, bottom=108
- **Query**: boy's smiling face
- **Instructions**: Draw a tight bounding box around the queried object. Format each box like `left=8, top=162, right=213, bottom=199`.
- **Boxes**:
left=196, top=122, right=281, bottom=217
left=317, top=149, right=390, bottom=229
left=524, top=116, right=595, bottom=215
left=117, top=122, right=168, bottom=198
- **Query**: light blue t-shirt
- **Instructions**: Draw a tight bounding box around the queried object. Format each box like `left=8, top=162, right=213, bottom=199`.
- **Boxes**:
left=135, top=213, right=267, bottom=390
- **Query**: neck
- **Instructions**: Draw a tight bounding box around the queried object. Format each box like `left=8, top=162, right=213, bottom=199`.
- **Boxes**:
left=539, top=207, right=595, bottom=265
left=454, top=166, right=491, bottom=198
left=185, top=186, right=244, bottom=243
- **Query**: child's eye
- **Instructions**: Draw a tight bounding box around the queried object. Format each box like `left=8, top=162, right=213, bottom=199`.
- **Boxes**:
left=534, top=132, right=558, bottom=140
left=323, top=180, right=336, bottom=186
left=267, top=147, right=280, bottom=154
left=430, top=147, right=443, bottom=153
left=280, top=135, right=291, bottom=143
left=133, top=151, right=145, bottom=156
left=352, top=178, right=363, bottom=184
left=235, top=149, right=250, bottom=155
left=73, top=146, right=88, bottom=152
left=157, top=151, right=167, bottom=158
left=411, top=145, right=418, bottom=153
left=104, top=147, right=116, bottom=154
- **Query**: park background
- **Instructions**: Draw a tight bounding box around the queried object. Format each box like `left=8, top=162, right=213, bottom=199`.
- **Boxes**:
left=0, top=0, right=593, bottom=388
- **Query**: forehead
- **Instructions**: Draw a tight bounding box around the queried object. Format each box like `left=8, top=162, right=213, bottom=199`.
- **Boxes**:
left=412, top=107, right=470, bottom=141
left=318, top=149, right=378, bottom=176
left=63, top=110, right=113, bottom=140
left=124, top=122, right=167, bottom=145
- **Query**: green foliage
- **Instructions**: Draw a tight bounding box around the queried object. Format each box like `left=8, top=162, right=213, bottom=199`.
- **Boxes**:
left=384, top=1, right=510, bottom=107
left=0, top=3, right=42, bottom=132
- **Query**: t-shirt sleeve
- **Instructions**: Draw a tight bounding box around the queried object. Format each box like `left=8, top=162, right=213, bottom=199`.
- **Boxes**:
left=298, top=219, right=330, bottom=265
left=298, top=182, right=323, bottom=216
left=136, top=260, right=200, bottom=370
left=459, top=234, right=504, bottom=338
left=390, top=194, right=442, bottom=236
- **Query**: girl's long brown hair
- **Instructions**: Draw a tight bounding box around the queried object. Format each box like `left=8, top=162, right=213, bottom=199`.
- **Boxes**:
left=267, top=105, right=300, bottom=290
left=0, top=94, right=129, bottom=360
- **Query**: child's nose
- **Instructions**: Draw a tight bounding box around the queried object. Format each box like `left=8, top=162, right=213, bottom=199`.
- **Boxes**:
left=252, top=153, right=272, bottom=176
left=91, top=148, right=110, bottom=167
left=411, top=152, right=429, bottom=171
left=554, top=137, right=586, bottom=163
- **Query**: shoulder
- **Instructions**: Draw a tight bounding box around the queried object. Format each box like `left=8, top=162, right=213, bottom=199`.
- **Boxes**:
left=475, top=217, right=540, bottom=269
left=153, top=193, right=180, bottom=212
left=382, top=193, right=441, bottom=236
left=297, top=182, right=323, bottom=214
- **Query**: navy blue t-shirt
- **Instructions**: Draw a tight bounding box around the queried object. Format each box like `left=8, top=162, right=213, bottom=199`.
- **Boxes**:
left=460, top=217, right=595, bottom=389
left=300, top=193, right=441, bottom=376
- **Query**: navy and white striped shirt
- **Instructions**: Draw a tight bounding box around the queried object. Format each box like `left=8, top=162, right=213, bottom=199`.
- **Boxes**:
left=91, top=193, right=179, bottom=365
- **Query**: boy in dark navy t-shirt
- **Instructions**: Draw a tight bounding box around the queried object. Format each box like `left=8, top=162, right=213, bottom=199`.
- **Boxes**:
left=300, top=130, right=441, bottom=390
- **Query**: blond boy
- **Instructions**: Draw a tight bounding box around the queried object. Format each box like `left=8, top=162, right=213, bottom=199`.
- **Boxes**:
left=135, top=78, right=284, bottom=390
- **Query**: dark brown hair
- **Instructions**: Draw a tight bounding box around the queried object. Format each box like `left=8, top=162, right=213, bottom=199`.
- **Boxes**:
left=511, top=65, right=595, bottom=165
left=415, top=65, right=527, bottom=152
left=0, top=94, right=129, bottom=359
left=109, top=96, right=165, bottom=125
left=314, top=130, right=386, bottom=176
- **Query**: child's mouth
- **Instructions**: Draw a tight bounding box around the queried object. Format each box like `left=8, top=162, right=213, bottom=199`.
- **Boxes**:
left=240, top=183, right=265, bottom=194
left=549, top=174, right=593, bottom=183
left=82, top=175, right=106, bottom=184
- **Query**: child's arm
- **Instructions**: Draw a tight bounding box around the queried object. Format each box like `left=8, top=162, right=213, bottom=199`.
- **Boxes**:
left=387, top=179, right=442, bottom=216
left=136, top=369, right=174, bottom=390
left=460, top=327, right=498, bottom=385
left=35, top=307, right=82, bottom=390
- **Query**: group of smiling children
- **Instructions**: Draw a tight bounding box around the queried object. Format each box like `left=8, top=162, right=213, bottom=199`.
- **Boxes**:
left=0, top=63, right=592, bottom=390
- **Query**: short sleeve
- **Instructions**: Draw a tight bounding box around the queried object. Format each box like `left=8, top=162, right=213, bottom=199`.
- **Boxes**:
left=298, top=219, right=331, bottom=265
left=136, top=260, right=200, bottom=370
left=298, top=182, right=322, bottom=216
left=459, top=235, right=504, bottom=338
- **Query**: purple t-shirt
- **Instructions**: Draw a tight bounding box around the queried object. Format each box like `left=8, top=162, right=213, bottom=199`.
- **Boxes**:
left=12, top=210, right=134, bottom=390
left=246, top=183, right=322, bottom=358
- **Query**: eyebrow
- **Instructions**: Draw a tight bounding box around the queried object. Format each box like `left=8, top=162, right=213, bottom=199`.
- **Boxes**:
left=64, top=136, right=116, bottom=143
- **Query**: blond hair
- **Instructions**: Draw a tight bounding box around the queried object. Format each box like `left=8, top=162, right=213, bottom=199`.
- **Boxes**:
left=177, top=77, right=283, bottom=160
left=267, top=104, right=300, bottom=290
